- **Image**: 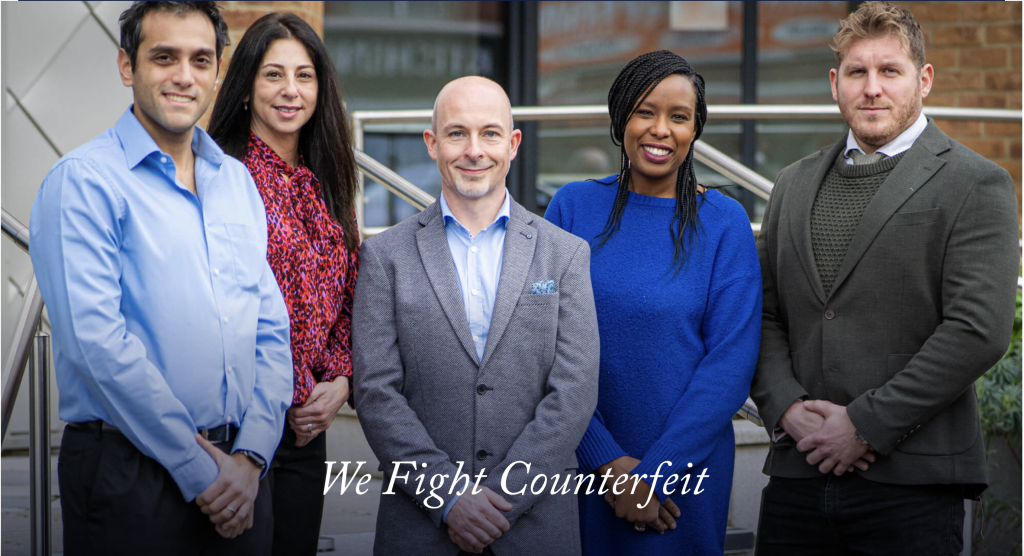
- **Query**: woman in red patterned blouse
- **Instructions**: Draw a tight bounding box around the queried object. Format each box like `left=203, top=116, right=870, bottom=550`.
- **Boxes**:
left=208, top=12, right=358, bottom=555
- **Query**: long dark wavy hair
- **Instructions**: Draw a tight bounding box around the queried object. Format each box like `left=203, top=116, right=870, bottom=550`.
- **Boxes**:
left=595, top=50, right=709, bottom=273
left=208, top=12, right=358, bottom=254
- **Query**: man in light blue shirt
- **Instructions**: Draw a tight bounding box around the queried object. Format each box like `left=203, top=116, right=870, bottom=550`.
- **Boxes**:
left=29, top=3, right=292, bottom=554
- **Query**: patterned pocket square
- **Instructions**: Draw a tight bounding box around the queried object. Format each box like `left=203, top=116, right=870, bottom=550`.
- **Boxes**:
left=531, top=280, right=556, bottom=294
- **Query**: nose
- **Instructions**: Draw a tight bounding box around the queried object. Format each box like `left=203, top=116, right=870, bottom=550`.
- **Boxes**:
left=171, top=59, right=195, bottom=88
left=650, top=114, right=670, bottom=138
left=465, top=135, right=485, bottom=160
left=863, top=71, right=883, bottom=99
left=281, top=76, right=299, bottom=99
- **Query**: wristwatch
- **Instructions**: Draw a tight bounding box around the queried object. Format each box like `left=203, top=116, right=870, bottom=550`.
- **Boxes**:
left=236, top=450, right=267, bottom=472
left=853, top=429, right=871, bottom=447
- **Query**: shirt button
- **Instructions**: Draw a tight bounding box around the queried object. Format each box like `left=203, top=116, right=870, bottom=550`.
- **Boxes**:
left=222, top=316, right=229, bottom=324
left=214, top=269, right=220, bottom=276
left=160, top=156, right=167, bottom=164
left=824, top=309, right=835, bottom=320
left=226, top=416, right=233, bottom=424
left=472, top=335, right=480, bottom=342
left=227, top=366, right=234, bottom=373
left=471, top=289, right=479, bottom=296
left=470, top=246, right=478, bottom=253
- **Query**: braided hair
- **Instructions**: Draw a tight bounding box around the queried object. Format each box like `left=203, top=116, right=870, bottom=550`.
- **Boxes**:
left=594, top=50, right=709, bottom=273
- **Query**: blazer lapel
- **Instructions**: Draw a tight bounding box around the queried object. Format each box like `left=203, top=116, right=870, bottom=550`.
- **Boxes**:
left=829, top=121, right=950, bottom=295
left=788, top=141, right=845, bottom=305
left=480, top=201, right=536, bottom=369
left=415, top=201, right=480, bottom=365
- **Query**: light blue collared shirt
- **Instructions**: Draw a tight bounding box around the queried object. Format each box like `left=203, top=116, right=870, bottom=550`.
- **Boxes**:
left=29, top=107, right=294, bottom=502
left=439, top=189, right=511, bottom=362
left=438, top=189, right=510, bottom=521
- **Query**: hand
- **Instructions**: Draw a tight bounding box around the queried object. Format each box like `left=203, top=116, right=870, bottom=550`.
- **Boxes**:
left=797, top=400, right=872, bottom=476
left=445, top=486, right=512, bottom=553
left=781, top=400, right=876, bottom=473
left=194, top=434, right=262, bottom=538
left=598, top=456, right=661, bottom=530
left=288, top=378, right=350, bottom=447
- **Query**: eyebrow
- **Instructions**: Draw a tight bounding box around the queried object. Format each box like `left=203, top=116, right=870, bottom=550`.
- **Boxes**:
left=640, top=100, right=693, bottom=112
left=262, top=62, right=315, bottom=71
left=442, top=122, right=505, bottom=132
left=148, top=44, right=216, bottom=58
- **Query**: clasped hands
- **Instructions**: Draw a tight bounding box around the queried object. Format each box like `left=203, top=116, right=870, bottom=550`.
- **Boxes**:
left=599, top=456, right=680, bottom=535
left=780, top=399, right=875, bottom=476
left=446, top=486, right=513, bottom=553
left=288, top=377, right=350, bottom=447
left=193, top=434, right=262, bottom=539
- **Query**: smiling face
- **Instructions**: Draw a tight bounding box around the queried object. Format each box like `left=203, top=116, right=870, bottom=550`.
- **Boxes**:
left=247, top=38, right=318, bottom=147
left=424, top=77, right=521, bottom=203
left=623, top=74, right=698, bottom=197
left=117, top=9, right=218, bottom=144
left=830, top=35, right=933, bottom=153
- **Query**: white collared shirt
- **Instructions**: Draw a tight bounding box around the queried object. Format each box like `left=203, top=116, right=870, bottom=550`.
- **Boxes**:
left=843, top=111, right=928, bottom=164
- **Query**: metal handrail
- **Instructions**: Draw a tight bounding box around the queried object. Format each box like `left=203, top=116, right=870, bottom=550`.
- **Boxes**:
left=354, top=149, right=432, bottom=211
left=3, top=208, right=30, bottom=252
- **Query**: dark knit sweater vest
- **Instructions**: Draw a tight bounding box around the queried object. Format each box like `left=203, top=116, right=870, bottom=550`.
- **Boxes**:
left=811, top=151, right=906, bottom=296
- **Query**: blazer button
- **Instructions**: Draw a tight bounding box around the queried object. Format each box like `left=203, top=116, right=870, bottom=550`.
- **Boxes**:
left=476, top=450, right=488, bottom=461
left=477, top=384, right=488, bottom=395
left=824, top=309, right=835, bottom=320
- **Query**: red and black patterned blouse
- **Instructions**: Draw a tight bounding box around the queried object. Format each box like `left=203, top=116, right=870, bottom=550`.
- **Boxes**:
left=244, top=133, right=359, bottom=406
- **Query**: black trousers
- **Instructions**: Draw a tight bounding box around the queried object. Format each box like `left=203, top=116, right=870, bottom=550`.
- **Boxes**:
left=755, top=474, right=965, bottom=556
left=58, top=424, right=273, bottom=556
left=268, top=422, right=328, bottom=556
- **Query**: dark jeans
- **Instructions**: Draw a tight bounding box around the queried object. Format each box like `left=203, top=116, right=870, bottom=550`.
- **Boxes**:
left=58, top=423, right=273, bottom=556
left=755, top=474, right=965, bottom=556
left=268, top=422, right=328, bottom=556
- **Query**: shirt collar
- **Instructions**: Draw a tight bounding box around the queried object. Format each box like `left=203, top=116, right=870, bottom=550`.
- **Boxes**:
left=440, top=188, right=511, bottom=235
left=845, top=111, right=928, bottom=159
left=115, top=105, right=225, bottom=170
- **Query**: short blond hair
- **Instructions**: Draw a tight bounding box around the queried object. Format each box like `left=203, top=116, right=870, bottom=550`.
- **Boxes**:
left=831, top=2, right=926, bottom=70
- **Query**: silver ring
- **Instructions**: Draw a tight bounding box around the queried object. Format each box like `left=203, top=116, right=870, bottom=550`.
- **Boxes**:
left=226, top=506, right=237, bottom=513
left=307, top=423, right=313, bottom=433
left=634, top=524, right=646, bottom=532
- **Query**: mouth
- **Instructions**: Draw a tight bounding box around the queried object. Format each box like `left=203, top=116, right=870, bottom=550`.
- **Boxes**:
left=274, top=106, right=301, bottom=118
left=641, top=144, right=672, bottom=163
left=164, top=92, right=194, bottom=104
left=457, top=166, right=492, bottom=176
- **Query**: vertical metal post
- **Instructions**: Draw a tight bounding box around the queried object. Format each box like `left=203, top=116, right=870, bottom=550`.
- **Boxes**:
left=29, top=332, right=51, bottom=556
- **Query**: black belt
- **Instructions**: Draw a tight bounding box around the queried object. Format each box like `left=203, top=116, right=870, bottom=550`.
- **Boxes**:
left=69, top=420, right=238, bottom=444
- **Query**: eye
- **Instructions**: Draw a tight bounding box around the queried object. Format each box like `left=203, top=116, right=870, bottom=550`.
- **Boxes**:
left=672, top=114, right=689, bottom=122
left=194, top=57, right=212, bottom=67
left=636, top=108, right=654, bottom=117
left=299, top=71, right=315, bottom=80
left=450, top=131, right=464, bottom=138
left=155, top=54, right=172, bottom=63
left=484, top=131, right=499, bottom=138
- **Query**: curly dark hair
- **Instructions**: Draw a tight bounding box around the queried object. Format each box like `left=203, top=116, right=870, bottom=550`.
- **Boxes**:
left=596, top=50, right=709, bottom=273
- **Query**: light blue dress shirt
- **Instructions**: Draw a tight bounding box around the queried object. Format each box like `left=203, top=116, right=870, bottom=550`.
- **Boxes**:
left=438, top=189, right=510, bottom=521
left=29, top=107, right=294, bottom=502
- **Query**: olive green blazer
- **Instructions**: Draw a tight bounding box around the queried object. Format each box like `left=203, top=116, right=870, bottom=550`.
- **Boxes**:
left=750, top=120, right=1019, bottom=495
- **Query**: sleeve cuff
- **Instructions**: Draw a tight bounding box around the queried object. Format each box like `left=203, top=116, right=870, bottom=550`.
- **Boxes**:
left=233, top=424, right=282, bottom=480
left=170, top=448, right=221, bottom=502
left=443, top=492, right=462, bottom=522
left=575, top=414, right=628, bottom=474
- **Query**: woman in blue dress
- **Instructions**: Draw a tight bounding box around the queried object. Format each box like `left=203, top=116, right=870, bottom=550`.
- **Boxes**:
left=545, top=50, right=762, bottom=555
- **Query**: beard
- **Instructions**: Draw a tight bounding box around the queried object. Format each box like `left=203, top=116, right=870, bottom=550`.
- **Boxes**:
left=839, top=86, right=922, bottom=149
left=452, top=174, right=491, bottom=199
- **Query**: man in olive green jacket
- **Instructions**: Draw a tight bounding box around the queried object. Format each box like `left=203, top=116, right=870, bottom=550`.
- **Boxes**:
left=750, top=3, right=1019, bottom=554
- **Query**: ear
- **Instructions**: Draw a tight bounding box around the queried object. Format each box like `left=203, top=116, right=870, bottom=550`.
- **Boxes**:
left=829, top=68, right=839, bottom=103
left=919, top=63, right=934, bottom=98
left=423, top=128, right=438, bottom=161
left=508, top=128, right=522, bottom=163
left=117, top=48, right=134, bottom=88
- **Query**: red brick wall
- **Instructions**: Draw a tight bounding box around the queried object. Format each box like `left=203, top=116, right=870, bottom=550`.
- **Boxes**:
left=199, top=1, right=325, bottom=127
left=895, top=1, right=1022, bottom=230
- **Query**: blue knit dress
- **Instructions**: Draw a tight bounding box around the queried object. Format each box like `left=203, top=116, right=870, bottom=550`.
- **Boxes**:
left=545, top=177, right=762, bottom=556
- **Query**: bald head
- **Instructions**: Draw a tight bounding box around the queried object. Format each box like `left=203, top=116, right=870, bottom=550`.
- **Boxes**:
left=431, top=76, right=514, bottom=133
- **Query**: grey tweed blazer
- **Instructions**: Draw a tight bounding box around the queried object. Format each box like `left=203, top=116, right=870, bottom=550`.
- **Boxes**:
left=750, top=120, right=1019, bottom=495
left=353, top=197, right=600, bottom=555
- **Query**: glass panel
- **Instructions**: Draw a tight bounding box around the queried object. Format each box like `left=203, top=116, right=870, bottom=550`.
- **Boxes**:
left=536, top=1, right=745, bottom=211
left=325, top=1, right=504, bottom=227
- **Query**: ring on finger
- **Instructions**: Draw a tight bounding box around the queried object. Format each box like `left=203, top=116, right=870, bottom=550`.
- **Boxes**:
left=226, top=506, right=237, bottom=513
left=634, top=523, right=646, bottom=532
left=307, top=423, right=313, bottom=433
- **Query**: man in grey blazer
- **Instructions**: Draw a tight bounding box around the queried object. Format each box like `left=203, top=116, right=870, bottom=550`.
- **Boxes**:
left=353, top=76, right=600, bottom=555
left=750, top=3, right=1019, bottom=554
